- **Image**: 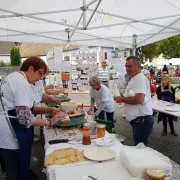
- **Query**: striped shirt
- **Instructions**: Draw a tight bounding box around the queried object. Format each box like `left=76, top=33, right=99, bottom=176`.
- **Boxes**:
left=98, top=66, right=109, bottom=81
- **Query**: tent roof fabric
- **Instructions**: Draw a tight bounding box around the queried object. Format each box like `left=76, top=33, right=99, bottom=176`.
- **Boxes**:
left=0, top=0, right=180, bottom=48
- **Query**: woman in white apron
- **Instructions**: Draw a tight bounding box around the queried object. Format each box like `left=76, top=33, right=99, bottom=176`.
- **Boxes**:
left=0, top=56, right=66, bottom=180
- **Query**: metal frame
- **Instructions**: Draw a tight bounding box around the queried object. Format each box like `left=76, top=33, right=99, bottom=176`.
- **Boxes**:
left=0, top=8, right=80, bottom=29
left=138, top=16, right=180, bottom=46
left=73, top=31, right=132, bottom=45
left=69, top=13, right=83, bottom=41
left=87, top=9, right=180, bottom=31
left=0, top=28, right=67, bottom=42
left=0, top=8, right=80, bottom=18
left=0, top=2, right=180, bottom=48
left=86, top=0, right=99, bottom=7
left=84, top=0, right=102, bottom=29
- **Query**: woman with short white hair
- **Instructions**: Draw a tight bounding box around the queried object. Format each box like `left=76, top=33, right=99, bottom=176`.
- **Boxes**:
left=88, top=76, right=114, bottom=127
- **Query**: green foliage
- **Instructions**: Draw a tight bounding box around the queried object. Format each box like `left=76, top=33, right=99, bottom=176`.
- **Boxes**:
left=158, top=35, right=180, bottom=59
left=141, top=43, right=160, bottom=62
left=10, top=47, right=21, bottom=66
left=0, top=60, right=8, bottom=67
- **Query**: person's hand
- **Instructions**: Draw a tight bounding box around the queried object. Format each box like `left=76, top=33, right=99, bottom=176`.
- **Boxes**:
left=50, top=112, right=67, bottom=126
left=114, top=96, right=124, bottom=103
left=49, top=107, right=60, bottom=115
left=61, top=118, right=71, bottom=127
left=87, top=110, right=94, bottom=115
left=46, top=84, right=54, bottom=90
left=49, top=96, right=61, bottom=105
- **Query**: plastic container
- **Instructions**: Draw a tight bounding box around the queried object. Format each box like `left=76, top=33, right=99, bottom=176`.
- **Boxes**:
left=79, top=127, right=91, bottom=145
left=146, top=168, right=165, bottom=180
left=96, top=124, right=106, bottom=138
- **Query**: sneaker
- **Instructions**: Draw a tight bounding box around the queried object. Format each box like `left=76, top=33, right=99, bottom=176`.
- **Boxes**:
left=161, top=131, right=167, bottom=136
left=171, top=132, right=178, bottom=136
left=28, top=169, right=40, bottom=180
left=122, top=114, right=126, bottom=118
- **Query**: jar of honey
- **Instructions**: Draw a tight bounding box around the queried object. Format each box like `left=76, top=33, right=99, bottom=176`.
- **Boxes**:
left=79, top=127, right=91, bottom=145
left=146, top=168, right=165, bottom=180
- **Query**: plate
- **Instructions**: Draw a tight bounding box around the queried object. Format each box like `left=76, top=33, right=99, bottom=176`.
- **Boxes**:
left=165, top=107, right=179, bottom=112
left=68, top=110, right=83, bottom=118
left=83, top=147, right=116, bottom=161
left=96, top=137, right=116, bottom=147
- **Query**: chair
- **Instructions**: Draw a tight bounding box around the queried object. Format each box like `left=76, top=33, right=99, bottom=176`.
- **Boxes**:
left=95, top=119, right=113, bottom=133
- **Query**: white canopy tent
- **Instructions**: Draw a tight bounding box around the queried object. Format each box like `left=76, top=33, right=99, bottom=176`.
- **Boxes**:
left=0, top=0, right=180, bottom=49
left=165, top=58, right=180, bottom=65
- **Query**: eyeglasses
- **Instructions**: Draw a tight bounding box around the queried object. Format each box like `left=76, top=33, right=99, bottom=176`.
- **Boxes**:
left=38, top=70, right=45, bottom=77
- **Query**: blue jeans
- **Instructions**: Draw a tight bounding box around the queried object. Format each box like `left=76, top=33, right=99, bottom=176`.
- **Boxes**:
left=97, top=110, right=114, bottom=128
left=130, top=115, right=154, bottom=146
left=0, top=148, right=20, bottom=180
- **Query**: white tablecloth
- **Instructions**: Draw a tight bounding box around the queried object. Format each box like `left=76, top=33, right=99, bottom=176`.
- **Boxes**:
left=152, top=99, right=180, bottom=117
left=43, top=127, right=132, bottom=180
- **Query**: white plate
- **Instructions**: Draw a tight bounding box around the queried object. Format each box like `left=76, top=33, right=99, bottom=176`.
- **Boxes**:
left=83, top=147, right=116, bottom=161
left=96, top=137, right=116, bottom=147
left=165, top=107, right=179, bottom=112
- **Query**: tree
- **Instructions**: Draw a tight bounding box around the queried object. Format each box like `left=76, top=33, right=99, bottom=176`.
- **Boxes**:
left=0, top=60, right=8, bottom=67
left=158, top=35, right=180, bottom=59
left=141, top=43, right=160, bottom=62
left=10, top=47, right=21, bottom=66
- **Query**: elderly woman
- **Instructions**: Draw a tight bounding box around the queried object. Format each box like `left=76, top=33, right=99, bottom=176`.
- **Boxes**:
left=0, top=56, right=67, bottom=180
left=88, top=76, right=114, bottom=127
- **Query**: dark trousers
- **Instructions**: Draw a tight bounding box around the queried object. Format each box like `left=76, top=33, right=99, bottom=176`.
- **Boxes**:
left=130, top=115, right=154, bottom=146
left=162, top=114, right=175, bottom=133
left=0, top=148, right=19, bottom=180
left=97, top=110, right=114, bottom=128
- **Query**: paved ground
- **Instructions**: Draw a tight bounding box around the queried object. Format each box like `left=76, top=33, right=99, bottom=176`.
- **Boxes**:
left=1, top=92, right=180, bottom=179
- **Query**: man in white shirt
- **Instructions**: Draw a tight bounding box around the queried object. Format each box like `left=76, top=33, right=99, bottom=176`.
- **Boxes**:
left=88, top=76, right=115, bottom=127
left=114, top=56, right=154, bottom=146
left=98, top=60, right=109, bottom=87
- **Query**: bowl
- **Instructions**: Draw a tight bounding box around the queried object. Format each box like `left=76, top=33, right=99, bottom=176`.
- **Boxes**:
left=61, top=101, right=77, bottom=112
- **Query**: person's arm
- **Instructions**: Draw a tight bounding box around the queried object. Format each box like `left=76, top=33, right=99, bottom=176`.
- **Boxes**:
left=16, top=106, right=67, bottom=127
left=115, top=93, right=145, bottom=105
left=156, top=86, right=161, bottom=100
left=45, top=84, right=54, bottom=91
left=150, top=84, right=156, bottom=97
left=32, top=106, right=60, bottom=115
left=94, top=101, right=106, bottom=116
left=171, top=86, right=176, bottom=103
left=41, top=93, right=61, bottom=105
left=90, top=97, right=95, bottom=111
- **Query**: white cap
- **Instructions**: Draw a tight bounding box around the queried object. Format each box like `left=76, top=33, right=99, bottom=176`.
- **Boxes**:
left=141, top=69, right=150, bottom=75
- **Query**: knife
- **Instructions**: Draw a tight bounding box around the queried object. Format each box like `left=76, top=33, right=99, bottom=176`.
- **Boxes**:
left=49, top=139, right=70, bottom=144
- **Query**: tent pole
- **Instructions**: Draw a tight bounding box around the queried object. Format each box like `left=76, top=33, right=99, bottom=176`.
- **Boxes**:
left=85, top=0, right=102, bottom=29
left=0, top=27, right=67, bottom=42
left=138, top=16, right=180, bottom=46
left=132, top=34, right=137, bottom=56
left=86, top=0, right=98, bottom=7
left=0, top=8, right=80, bottom=18
left=87, top=9, right=180, bottom=31
left=83, top=0, right=87, bottom=29
left=69, top=13, right=83, bottom=41
left=0, top=8, right=79, bottom=29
